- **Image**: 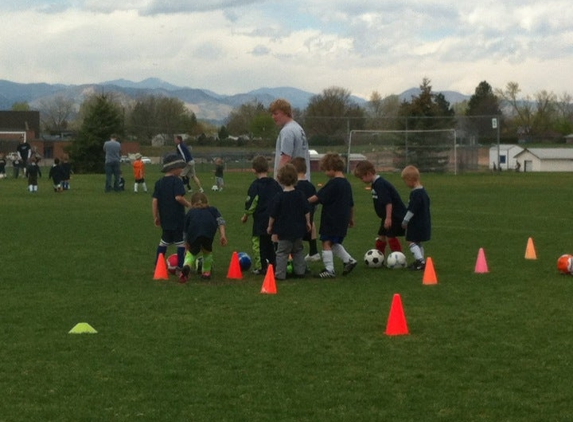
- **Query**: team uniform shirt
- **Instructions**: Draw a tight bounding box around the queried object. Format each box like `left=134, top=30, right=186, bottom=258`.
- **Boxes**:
left=371, top=175, right=406, bottom=237
left=244, top=177, right=282, bottom=236
left=27, top=162, right=41, bottom=184
left=316, top=177, right=354, bottom=238
left=152, top=176, right=187, bottom=231
left=49, top=164, right=64, bottom=186
left=60, top=162, right=72, bottom=180
left=294, top=179, right=317, bottom=220
left=405, top=186, right=431, bottom=242
left=274, top=120, right=311, bottom=181
left=269, top=189, right=310, bottom=240
left=133, top=160, right=145, bottom=182
left=184, top=206, right=224, bottom=250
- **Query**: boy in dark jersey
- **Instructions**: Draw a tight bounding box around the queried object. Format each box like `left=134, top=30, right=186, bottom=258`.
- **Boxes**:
left=353, top=160, right=406, bottom=257
left=308, top=153, right=357, bottom=279
left=152, top=154, right=191, bottom=282
left=267, top=163, right=311, bottom=280
left=241, top=156, right=282, bottom=275
left=401, top=165, right=431, bottom=271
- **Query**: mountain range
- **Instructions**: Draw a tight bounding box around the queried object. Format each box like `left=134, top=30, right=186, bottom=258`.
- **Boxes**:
left=0, top=77, right=470, bottom=124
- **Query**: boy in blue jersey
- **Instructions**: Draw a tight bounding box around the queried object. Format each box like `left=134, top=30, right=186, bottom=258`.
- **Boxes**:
left=267, top=163, right=311, bottom=280
left=182, top=192, right=227, bottom=281
left=308, top=153, right=357, bottom=279
left=353, top=160, right=406, bottom=257
left=401, top=165, right=431, bottom=271
left=152, top=154, right=191, bottom=282
left=241, top=156, right=282, bottom=275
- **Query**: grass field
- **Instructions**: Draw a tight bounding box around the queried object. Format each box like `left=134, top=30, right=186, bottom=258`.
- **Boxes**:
left=1, top=166, right=573, bottom=421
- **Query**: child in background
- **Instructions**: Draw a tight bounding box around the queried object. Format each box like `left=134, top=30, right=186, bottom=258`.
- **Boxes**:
left=241, top=156, right=282, bottom=275
left=353, top=160, right=406, bottom=257
left=401, top=165, right=432, bottom=271
left=0, top=153, right=6, bottom=178
left=267, top=163, right=311, bottom=280
left=214, top=158, right=224, bottom=191
left=308, top=153, right=357, bottom=278
left=26, top=157, right=42, bottom=192
left=152, top=154, right=192, bottom=283
left=60, top=155, right=72, bottom=190
left=290, top=156, right=320, bottom=262
left=133, top=153, right=148, bottom=193
left=182, top=192, right=228, bottom=281
left=49, top=158, right=64, bottom=192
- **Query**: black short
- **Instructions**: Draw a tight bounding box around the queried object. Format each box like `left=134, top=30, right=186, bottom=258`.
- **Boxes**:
left=187, top=236, right=214, bottom=255
left=161, top=229, right=184, bottom=245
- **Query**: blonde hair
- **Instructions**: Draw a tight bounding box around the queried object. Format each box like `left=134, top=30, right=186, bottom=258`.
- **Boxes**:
left=269, top=99, right=292, bottom=118
left=401, top=165, right=420, bottom=182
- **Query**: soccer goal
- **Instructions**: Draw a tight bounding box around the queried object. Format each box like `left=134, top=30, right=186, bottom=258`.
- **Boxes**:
left=347, top=129, right=460, bottom=174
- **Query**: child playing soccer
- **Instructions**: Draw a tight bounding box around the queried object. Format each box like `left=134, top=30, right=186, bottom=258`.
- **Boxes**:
left=353, top=160, right=406, bottom=257
left=241, top=156, right=282, bottom=275
left=49, top=158, right=64, bottom=192
left=401, top=165, right=431, bottom=271
left=133, top=153, right=148, bottom=193
left=61, top=154, right=72, bottom=190
left=267, top=163, right=311, bottom=280
left=214, top=158, right=224, bottom=191
left=26, top=157, right=41, bottom=192
left=290, top=156, right=320, bottom=262
left=152, top=154, right=192, bottom=282
left=308, top=153, right=357, bottom=279
left=182, top=192, right=227, bottom=281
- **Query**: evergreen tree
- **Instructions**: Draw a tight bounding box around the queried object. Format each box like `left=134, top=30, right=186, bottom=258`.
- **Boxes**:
left=68, top=94, right=123, bottom=173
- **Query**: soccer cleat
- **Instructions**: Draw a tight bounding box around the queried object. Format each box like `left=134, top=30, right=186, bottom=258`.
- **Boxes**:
left=304, top=253, right=321, bottom=262
left=342, top=260, right=358, bottom=276
left=178, top=267, right=189, bottom=284
left=201, top=272, right=211, bottom=280
left=316, top=269, right=336, bottom=279
left=408, top=260, right=426, bottom=271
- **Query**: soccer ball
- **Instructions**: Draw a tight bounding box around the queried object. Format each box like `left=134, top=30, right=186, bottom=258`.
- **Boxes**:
left=166, top=253, right=179, bottom=275
left=557, top=254, right=573, bottom=275
left=364, top=249, right=384, bottom=268
left=386, top=251, right=407, bottom=269
left=211, top=185, right=218, bottom=191
left=238, top=252, right=252, bottom=271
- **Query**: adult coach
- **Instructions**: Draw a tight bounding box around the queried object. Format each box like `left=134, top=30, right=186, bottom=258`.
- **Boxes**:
left=270, top=99, right=311, bottom=181
left=103, top=134, right=122, bottom=192
left=16, top=135, right=32, bottom=177
left=175, top=135, right=204, bottom=193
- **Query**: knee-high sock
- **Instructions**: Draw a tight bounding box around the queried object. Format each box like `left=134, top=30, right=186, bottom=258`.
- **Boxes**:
left=202, top=253, right=213, bottom=273
left=177, top=246, right=186, bottom=268
left=409, top=243, right=424, bottom=261
left=388, top=237, right=402, bottom=252
left=322, top=250, right=334, bottom=273
left=375, top=239, right=387, bottom=254
left=156, top=245, right=168, bottom=265
left=332, top=243, right=353, bottom=263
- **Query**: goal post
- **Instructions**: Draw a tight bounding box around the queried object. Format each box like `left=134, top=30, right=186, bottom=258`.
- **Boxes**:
left=347, top=129, right=459, bottom=174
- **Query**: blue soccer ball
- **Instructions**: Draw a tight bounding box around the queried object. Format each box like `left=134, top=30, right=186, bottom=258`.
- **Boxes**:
left=238, top=252, right=252, bottom=271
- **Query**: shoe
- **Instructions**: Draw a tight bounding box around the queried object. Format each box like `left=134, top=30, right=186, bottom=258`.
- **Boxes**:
left=305, top=253, right=321, bottom=262
left=342, top=260, right=358, bottom=276
left=179, top=266, right=190, bottom=283
left=408, top=260, right=426, bottom=271
left=251, top=268, right=265, bottom=275
left=316, top=269, right=336, bottom=279
left=201, top=272, right=211, bottom=280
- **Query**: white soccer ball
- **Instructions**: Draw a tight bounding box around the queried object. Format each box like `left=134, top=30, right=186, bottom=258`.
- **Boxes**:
left=364, top=249, right=384, bottom=268
left=386, top=251, right=407, bottom=269
left=211, top=185, right=218, bottom=191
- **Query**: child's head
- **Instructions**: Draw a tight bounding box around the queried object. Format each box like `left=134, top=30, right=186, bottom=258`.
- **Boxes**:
left=401, top=165, right=421, bottom=187
left=353, top=160, right=376, bottom=181
left=277, top=163, right=298, bottom=187
left=252, top=155, right=269, bottom=174
left=135, top=153, right=142, bottom=161
left=191, top=192, right=209, bottom=208
left=54, top=158, right=60, bottom=165
left=290, top=156, right=307, bottom=175
left=319, top=153, right=345, bottom=173
left=161, top=153, right=186, bottom=174
left=214, top=158, right=223, bottom=165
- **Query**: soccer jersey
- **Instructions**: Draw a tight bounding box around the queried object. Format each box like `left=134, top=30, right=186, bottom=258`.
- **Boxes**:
left=133, top=160, right=145, bottom=181
left=405, top=186, right=431, bottom=242
left=269, top=189, right=310, bottom=240
left=184, top=206, right=224, bottom=244
left=371, top=175, right=406, bottom=236
left=152, top=175, right=187, bottom=231
left=295, top=179, right=317, bottom=221
left=316, top=177, right=354, bottom=238
left=244, top=177, right=282, bottom=236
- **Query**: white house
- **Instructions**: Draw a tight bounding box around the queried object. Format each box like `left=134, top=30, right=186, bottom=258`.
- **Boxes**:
left=514, top=148, right=573, bottom=172
left=489, top=144, right=524, bottom=170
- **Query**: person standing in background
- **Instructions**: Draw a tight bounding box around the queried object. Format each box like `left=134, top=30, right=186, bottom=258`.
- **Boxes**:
left=103, top=134, right=121, bottom=192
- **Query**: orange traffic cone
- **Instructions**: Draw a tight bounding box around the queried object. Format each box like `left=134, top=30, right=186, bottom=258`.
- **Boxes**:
left=422, top=257, right=438, bottom=285
left=474, top=248, right=489, bottom=273
left=525, top=237, right=537, bottom=260
left=226, top=251, right=243, bottom=279
left=153, top=253, right=169, bottom=280
left=384, top=294, right=409, bottom=336
left=260, top=264, right=277, bottom=294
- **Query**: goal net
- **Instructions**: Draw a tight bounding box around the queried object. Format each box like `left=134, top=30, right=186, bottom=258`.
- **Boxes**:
left=347, top=129, right=463, bottom=174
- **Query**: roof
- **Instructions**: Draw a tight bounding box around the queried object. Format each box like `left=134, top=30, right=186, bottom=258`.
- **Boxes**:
left=489, top=144, right=523, bottom=152
left=515, top=148, right=573, bottom=160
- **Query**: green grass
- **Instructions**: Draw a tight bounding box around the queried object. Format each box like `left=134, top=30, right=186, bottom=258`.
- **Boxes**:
left=1, top=167, right=573, bottom=421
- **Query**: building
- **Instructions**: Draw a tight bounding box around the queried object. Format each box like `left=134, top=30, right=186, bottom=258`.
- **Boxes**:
left=514, top=148, right=573, bottom=172
left=488, top=144, right=523, bottom=171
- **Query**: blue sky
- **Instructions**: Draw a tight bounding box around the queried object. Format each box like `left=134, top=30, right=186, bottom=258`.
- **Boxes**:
left=1, top=0, right=571, bottom=99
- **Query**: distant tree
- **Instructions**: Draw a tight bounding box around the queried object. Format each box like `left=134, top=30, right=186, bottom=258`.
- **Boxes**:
left=366, top=92, right=402, bottom=130
left=67, top=94, right=123, bottom=173
left=554, top=92, right=573, bottom=135
left=11, top=102, right=30, bottom=111
left=249, top=113, right=276, bottom=140
left=218, top=125, right=229, bottom=140
left=304, top=86, right=366, bottom=145
left=225, top=101, right=268, bottom=137
left=38, top=96, right=75, bottom=133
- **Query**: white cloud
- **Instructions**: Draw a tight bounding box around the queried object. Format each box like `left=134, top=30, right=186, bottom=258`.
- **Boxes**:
left=0, top=0, right=572, bottom=99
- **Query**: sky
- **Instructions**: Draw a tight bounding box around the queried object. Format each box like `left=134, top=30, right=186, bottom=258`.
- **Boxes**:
left=1, top=0, right=572, bottom=100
